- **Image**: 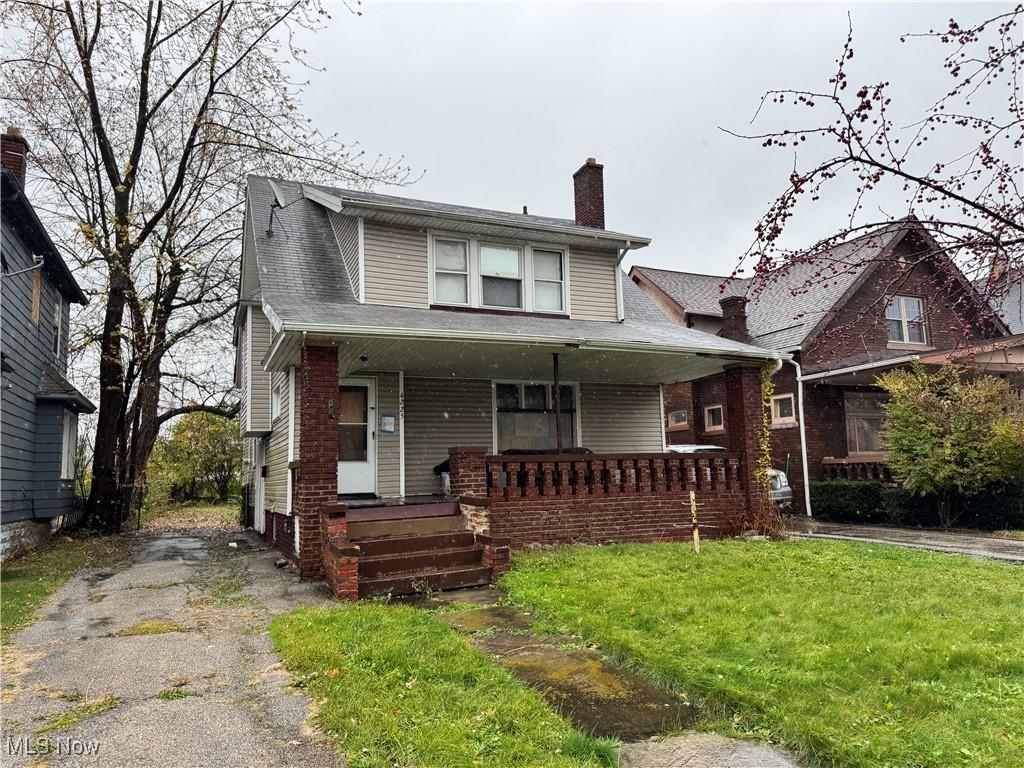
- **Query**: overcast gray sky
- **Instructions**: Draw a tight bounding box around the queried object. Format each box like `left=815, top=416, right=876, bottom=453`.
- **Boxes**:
left=293, top=1, right=1009, bottom=275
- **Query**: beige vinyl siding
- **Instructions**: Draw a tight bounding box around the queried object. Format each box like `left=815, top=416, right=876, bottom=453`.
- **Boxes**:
left=579, top=382, right=664, bottom=452
left=363, top=222, right=429, bottom=308
left=264, top=371, right=290, bottom=513
left=328, top=211, right=361, bottom=300
left=239, top=312, right=250, bottom=434
left=292, top=367, right=301, bottom=459
left=247, top=307, right=273, bottom=433
left=241, top=436, right=254, bottom=488
left=404, top=377, right=493, bottom=495
left=368, top=371, right=402, bottom=497
left=569, top=249, right=619, bottom=322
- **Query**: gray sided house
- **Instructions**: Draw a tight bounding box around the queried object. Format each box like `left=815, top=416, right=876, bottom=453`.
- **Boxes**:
left=1, top=130, right=94, bottom=559
left=235, top=159, right=783, bottom=599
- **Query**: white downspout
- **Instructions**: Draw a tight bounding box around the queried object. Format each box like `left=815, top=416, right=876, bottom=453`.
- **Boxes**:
left=787, top=358, right=812, bottom=517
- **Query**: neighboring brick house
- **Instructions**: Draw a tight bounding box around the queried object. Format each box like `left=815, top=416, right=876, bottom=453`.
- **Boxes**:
left=629, top=220, right=1012, bottom=512
left=1, top=129, right=95, bottom=559
left=234, top=158, right=783, bottom=599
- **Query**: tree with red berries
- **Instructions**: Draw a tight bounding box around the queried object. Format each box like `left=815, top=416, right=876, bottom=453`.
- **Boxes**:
left=727, top=5, right=1023, bottom=334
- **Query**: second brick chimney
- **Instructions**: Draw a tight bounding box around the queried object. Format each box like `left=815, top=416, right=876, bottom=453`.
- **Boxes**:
left=573, top=157, right=604, bottom=229
left=1, top=127, right=30, bottom=190
left=719, top=295, right=752, bottom=343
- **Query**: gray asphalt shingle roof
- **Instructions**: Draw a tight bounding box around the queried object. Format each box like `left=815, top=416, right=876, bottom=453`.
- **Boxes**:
left=976, top=271, right=1024, bottom=334
left=246, top=175, right=779, bottom=360
left=633, top=226, right=905, bottom=350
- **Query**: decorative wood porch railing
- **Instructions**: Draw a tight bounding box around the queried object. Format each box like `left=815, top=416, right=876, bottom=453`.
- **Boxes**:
left=482, top=452, right=740, bottom=499
left=821, top=456, right=895, bottom=484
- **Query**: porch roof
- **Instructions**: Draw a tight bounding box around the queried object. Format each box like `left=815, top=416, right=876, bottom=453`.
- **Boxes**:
left=263, top=303, right=785, bottom=384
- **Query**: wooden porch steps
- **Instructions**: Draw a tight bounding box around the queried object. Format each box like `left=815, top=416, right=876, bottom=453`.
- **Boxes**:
left=358, top=564, right=492, bottom=599
left=348, top=514, right=463, bottom=540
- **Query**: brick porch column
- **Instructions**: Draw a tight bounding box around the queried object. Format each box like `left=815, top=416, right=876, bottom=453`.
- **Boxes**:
left=294, top=345, right=339, bottom=580
left=723, top=364, right=768, bottom=525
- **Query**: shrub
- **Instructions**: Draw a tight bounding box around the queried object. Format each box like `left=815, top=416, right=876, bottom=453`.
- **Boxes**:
left=810, top=480, right=884, bottom=522
left=959, top=483, right=1024, bottom=531
left=879, top=487, right=938, bottom=527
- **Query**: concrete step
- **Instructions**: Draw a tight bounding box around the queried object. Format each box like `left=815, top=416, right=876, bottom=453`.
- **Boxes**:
left=358, top=545, right=483, bottom=579
left=349, top=515, right=463, bottom=540
left=358, top=565, right=493, bottom=598
left=356, top=531, right=477, bottom=557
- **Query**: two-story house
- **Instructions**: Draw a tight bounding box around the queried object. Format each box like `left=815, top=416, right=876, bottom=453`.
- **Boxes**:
left=234, top=159, right=784, bottom=599
left=1, top=128, right=95, bottom=559
left=630, top=220, right=1012, bottom=512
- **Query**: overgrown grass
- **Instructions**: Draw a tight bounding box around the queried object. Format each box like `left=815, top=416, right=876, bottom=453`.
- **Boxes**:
left=1, top=534, right=126, bottom=644
left=993, top=530, right=1024, bottom=540
left=502, top=540, right=1024, bottom=768
left=141, top=501, right=240, bottom=531
left=110, top=619, right=186, bottom=636
left=37, top=694, right=120, bottom=734
left=270, top=603, right=617, bottom=768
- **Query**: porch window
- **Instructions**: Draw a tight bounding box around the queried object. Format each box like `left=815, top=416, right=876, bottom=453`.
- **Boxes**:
left=771, top=393, right=796, bottom=425
left=885, top=295, right=926, bottom=344
left=704, top=404, right=724, bottom=432
left=533, top=249, right=564, bottom=312
left=667, top=409, right=689, bottom=429
left=495, top=382, right=577, bottom=452
left=480, top=244, right=523, bottom=309
left=434, top=239, right=470, bottom=305
left=271, top=385, right=282, bottom=421
left=845, top=392, right=887, bottom=454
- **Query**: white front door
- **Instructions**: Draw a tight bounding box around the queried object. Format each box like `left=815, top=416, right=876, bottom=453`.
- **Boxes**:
left=253, top=439, right=266, bottom=533
left=338, top=378, right=376, bottom=495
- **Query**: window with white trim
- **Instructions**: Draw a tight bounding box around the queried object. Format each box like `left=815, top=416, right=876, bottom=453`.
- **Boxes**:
left=845, top=392, right=887, bottom=454
left=60, top=410, right=77, bottom=480
left=434, top=238, right=469, bottom=305
left=480, top=244, right=523, bottom=309
left=771, top=394, right=796, bottom=425
left=52, top=292, right=63, bottom=360
left=885, top=295, right=926, bottom=344
left=271, top=385, right=282, bottom=421
left=430, top=235, right=567, bottom=314
left=533, top=249, right=564, bottom=312
left=667, top=409, right=689, bottom=429
left=704, top=404, right=725, bottom=432
left=495, top=381, right=577, bottom=452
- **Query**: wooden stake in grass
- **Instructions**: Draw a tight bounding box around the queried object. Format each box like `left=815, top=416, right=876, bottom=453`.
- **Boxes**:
left=689, top=490, right=701, bottom=554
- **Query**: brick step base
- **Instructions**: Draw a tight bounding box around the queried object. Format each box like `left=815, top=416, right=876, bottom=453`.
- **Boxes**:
left=359, top=545, right=484, bottom=578
left=349, top=515, right=464, bottom=540
left=358, top=564, right=493, bottom=598
left=356, top=531, right=477, bottom=557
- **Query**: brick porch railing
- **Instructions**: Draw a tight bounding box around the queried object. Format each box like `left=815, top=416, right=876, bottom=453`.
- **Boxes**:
left=448, top=447, right=748, bottom=548
left=821, top=456, right=895, bottom=484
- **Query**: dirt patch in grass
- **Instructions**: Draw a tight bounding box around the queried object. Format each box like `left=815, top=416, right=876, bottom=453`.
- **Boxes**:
left=37, top=694, right=120, bottom=734
left=110, top=619, right=187, bottom=637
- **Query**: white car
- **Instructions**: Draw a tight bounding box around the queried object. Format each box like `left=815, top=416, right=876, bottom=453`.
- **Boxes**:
left=667, top=444, right=792, bottom=506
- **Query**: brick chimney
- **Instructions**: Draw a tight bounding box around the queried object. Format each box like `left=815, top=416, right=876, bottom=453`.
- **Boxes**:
left=1, top=127, right=29, bottom=190
left=573, top=157, right=604, bottom=229
left=719, top=296, right=751, bottom=343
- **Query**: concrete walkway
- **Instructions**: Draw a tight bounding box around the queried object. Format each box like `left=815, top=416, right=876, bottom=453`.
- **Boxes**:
left=1, top=530, right=339, bottom=767
left=799, top=521, right=1024, bottom=563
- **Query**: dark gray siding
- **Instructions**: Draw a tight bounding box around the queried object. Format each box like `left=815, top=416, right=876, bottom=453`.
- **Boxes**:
left=1, top=218, right=75, bottom=522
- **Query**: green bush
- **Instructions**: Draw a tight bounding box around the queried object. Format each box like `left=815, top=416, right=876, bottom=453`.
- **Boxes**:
left=960, top=483, right=1024, bottom=531
left=810, top=480, right=884, bottom=523
left=879, top=487, right=938, bottom=527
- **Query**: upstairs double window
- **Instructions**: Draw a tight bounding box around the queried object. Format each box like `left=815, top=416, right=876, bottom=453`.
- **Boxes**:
left=431, top=235, right=567, bottom=314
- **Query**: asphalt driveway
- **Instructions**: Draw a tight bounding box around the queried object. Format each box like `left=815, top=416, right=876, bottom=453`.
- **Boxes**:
left=801, top=521, right=1024, bottom=563
left=1, top=530, right=340, bottom=767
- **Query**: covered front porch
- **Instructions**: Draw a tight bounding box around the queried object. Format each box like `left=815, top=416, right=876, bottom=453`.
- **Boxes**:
left=269, top=324, right=776, bottom=599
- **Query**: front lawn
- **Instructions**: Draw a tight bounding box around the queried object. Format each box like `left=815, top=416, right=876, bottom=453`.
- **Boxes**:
left=502, top=540, right=1024, bottom=768
left=269, top=603, right=616, bottom=768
